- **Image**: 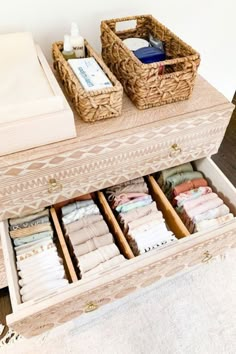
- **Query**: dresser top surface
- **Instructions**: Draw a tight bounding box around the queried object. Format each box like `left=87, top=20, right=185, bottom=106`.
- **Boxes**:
left=0, top=75, right=233, bottom=167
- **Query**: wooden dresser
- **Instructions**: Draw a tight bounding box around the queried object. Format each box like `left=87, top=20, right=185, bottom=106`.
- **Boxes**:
left=0, top=75, right=235, bottom=337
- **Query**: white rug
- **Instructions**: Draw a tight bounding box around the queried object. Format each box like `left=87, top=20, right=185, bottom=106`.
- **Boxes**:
left=2, top=249, right=236, bottom=354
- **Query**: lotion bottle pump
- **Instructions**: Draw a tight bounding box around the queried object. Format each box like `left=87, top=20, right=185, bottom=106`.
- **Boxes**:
left=70, top=22, right=85, bottom=58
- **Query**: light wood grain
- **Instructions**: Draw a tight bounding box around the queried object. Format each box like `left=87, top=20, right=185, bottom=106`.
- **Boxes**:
left=50, top=207, right=78, bottom=282
left=147, top=176, right=190, bottom=238
left=97, top=191, right=134, bottom=259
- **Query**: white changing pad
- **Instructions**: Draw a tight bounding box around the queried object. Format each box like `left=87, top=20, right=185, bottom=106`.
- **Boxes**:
left=0, top=32, right=63, bottom=123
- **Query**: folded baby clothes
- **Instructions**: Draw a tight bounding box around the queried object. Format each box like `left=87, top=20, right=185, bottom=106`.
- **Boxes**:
left=16, top=239, right=56, bottom=261
left=16, top=247, right=59, bottom=270
left=15, top=235, right=54, bottom=253
left=69, top=219, right=110, bottom=246
left=19, top=264, right=65, bottom=286
left=130, top=219, right=167, bottom=235
left=62, top=199, right=94, bottom=217
left=18, top=258, right=63, bottom=279
left=115, top=195, right=152, bottom=213
left=127, top=226, right=176, bottom=255
left=79, top=244, right=120, bottom=273
left=194, top=213, right=234, bottom=232
left=19, top=267, right=65, bottom=290
left=181, top=193, right=218, bottom=214
left=13, top=230, right=54, bottom=246
left=164, top=171, right=204, bottom=199
left=118, top=202, right=157, bottom=227
left=106, top=177, right=178, bottom=257
left=173, top=186, right=212, bottom=207
left=185, top=197, right=223, bottom=220
left=138, top=232, right=176, bottom=255
left=111, top=192, right=149, bottom=208
left=127, top=210, right=163, bottom=232
left=73, top=233, right=114, bottom=257
left=10, top=223, right=52, bottom=238
left=107, top=177, right=145, bottom=191
left=9, top=208, right=69, bottom=303
left=158, top=162, right=193, bottom=188
left=21, top=279, right=69, bottom=302
left=83, top=255, right=126, bottom=278
left=106, top=182, right=149, bottom=200
left=65, top=214, right=103, bottom=234
left=9, top=209, right=49, bottom=226
left=62, top=203, right=100, bottom=225
left=9, top=215, right=50, bottom=231
left=182, top=201, right=230, bottom=233
left=172, top=178, right=208, bottom=197
left=192, top=204, right=230, bottom=224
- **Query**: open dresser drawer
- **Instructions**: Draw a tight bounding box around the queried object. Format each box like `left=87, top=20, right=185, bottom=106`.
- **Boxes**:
left=0, top=157, right=236, bottom=337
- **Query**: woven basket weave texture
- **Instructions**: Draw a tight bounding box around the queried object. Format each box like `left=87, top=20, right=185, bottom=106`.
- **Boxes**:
left=101, top=15, right=200, bottom=109
left=52, top=40, right=123, bottom=122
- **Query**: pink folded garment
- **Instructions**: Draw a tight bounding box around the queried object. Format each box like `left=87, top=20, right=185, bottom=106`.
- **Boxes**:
left=185, top=197, right=224, bottom=219
left=183, top=193, right=218, bottom=212
left=173, top=186, right=212, bottom=207
left=183, top=204, right=230, bottom=233
left=112, top=192, right=149, bottom=208
left=119, top=202, right=157, bottom=227
left=173, top=178, right=208, bottom=197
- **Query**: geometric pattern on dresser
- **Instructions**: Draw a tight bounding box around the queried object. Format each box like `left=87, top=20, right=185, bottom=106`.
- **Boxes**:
left=0, top=108, right=232, bottom=220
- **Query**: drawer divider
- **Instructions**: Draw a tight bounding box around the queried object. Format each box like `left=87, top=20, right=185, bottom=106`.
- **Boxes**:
left=146, top=175, right=190, bottom=239
left=50, top=207, right=78, bottom=282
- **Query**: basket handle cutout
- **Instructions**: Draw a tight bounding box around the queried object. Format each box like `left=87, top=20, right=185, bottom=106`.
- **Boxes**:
left=116, top=19, right=137, bottom=32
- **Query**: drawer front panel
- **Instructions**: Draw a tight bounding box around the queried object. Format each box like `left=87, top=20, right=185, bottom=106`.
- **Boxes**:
left=6, top=221, right=236, bottom=337
left=0, top=109, right=231, bottom=220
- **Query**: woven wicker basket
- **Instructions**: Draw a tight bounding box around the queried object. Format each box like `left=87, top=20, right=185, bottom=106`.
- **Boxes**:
left=52, top=40, right=123, bottom=122
left=101, top=15, right=200, bottom=110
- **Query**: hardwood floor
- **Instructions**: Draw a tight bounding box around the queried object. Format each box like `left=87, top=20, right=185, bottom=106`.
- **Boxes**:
left=0, top=287, right=12, bottom=340
left=213, top=93, right=236, bottom=186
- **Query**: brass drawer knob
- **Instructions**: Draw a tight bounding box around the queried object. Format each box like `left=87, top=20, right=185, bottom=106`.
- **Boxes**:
left=169, top=143, right=182, bottom=157
left=85, top=301, right=98, bottom=313
left=48, top=178, right=63, bottom=194
left=202, top=251, right=213, bottom=263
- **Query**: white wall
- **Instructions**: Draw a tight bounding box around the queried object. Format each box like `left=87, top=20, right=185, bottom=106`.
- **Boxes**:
left=1, top=0, right=235, bottom=100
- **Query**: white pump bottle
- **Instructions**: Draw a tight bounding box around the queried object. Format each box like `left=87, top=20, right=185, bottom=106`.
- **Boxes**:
left=70, top=22, right=85, bottom=58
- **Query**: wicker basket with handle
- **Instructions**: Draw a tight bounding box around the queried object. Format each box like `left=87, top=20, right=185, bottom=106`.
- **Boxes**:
left=52, top=40, right=123, bottom=122
left=101, top=15, right=200, bottom=110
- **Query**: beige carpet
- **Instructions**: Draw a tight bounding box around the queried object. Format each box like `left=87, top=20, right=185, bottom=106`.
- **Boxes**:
left=2, top=249, right=236, bottom=354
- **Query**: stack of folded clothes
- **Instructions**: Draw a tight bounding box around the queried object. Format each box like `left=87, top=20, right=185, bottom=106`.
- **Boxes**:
left=9, top=208, right=68, bottom=303
left=158, top=162, right=234, bottom=233
left=106, top=177, right=177, bottom=256
left=62, top=194, right=126, bottom=278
